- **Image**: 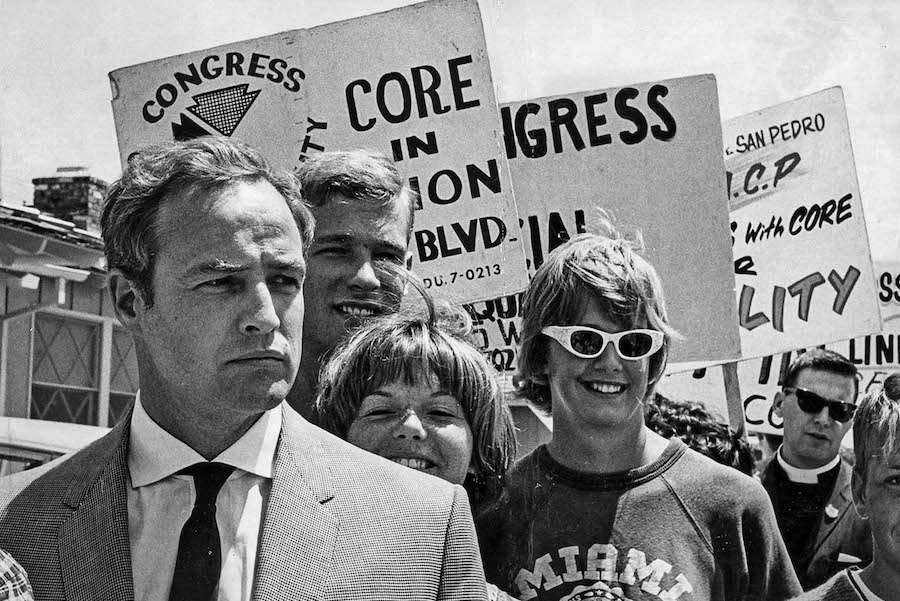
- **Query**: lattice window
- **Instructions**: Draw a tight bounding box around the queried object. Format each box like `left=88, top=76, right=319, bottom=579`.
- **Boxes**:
left=108, top=328, right=138, bottom=424
left=31, top=314, right=99, bottom=424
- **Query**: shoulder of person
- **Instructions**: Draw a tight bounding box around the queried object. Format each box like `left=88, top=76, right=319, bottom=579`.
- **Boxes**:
left=507, top=444, right=545, bottom=479
left=285, top=408, right=460, bottom=506
left=666, top=446, right=773, bottom=511
left=0, top=422, right=124, bottom=513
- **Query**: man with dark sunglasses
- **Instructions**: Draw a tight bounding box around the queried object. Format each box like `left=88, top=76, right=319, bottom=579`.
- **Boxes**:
left=762, top=348, right=872, bottom=590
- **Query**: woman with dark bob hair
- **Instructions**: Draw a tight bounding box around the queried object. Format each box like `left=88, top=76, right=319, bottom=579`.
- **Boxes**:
left=314, top=281, right=517, bottom=513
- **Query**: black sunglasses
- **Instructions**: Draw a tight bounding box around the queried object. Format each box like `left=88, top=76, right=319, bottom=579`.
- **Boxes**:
left=784, top=387, right=857, bottom=423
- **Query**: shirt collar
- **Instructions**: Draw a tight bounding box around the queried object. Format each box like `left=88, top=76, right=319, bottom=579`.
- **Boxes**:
left=776, top=445, right=841, bottom=484
left=128, top=396, right=283, bottom=488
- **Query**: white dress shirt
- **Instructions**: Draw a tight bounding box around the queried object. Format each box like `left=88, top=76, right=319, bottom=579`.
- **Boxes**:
left=127, top=398, right=282, bottom=601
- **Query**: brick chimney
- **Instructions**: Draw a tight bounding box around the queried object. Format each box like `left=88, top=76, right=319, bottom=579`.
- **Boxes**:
left=32, top=167, right=107, bottom=233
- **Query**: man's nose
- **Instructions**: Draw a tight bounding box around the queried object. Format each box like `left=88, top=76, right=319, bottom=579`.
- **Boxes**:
left=393, top=410, right=427, bottom=440
left=348, top=254, right=382, bottom=291
left=240, top=283, right=280, bottom=334
left=811, top=405, right=833, bottom=425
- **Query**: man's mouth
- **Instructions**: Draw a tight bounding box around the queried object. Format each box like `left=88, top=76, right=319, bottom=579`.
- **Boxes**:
left=390, top=457, right=436, bottom=471
left=583, top=381, right=627, bottom=394
left=228, top=350, right=288, bottom=364
left=334, top=302, right=383, bottom=318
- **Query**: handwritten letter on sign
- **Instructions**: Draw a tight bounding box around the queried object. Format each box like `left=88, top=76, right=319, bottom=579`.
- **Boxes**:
left=467, top=75, right=741, bottom=389
left=109, top=0, right=528, bottom=304
left=724, top=87, right=881, bottom=359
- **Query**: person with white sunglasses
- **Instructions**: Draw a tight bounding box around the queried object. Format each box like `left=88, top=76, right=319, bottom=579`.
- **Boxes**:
left=476, top=231, right=801, bottom=601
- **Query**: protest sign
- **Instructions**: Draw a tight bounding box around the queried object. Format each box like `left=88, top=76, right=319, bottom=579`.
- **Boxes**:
left=466, top=75, right=741, bottom=389
left=660, top=261, right=900, bottom=435
left=109, top=0, right=528, bottom=304
left=298, top=0, right=527, bottom=302
left=110, top=33, right=309, bottom=171
left=723, top=86, right=880, bottom=359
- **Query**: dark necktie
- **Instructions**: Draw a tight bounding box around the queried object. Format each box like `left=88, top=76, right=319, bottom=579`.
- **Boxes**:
left=169, top=462, right=235, bottom=601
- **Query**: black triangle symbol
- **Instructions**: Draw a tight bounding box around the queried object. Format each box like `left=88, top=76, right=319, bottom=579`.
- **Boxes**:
left=171, top=113, right=210, bottom=141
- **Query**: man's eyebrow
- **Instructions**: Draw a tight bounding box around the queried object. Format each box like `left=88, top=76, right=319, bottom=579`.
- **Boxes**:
left=313, top=234, right=353, bottom=245
left=266, top=256, right=306, bottom=272
left=379, top=241, right=407, bottom=256
left=313, top=234, right=405, bottom=255
left=181, top=259, right=247, bottom=280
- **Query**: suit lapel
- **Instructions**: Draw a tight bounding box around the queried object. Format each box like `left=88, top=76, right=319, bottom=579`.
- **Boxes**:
left=253, top=406, right=338, bottom=601
left=58, top=417, right=135, bottom=601
left=812, top=460, right=853, bottom=553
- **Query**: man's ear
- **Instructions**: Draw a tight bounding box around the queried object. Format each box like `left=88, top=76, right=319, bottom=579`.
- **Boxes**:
left=108, top=270, right=145, bottom=328
left=772, top=391, right=785, bottom=418
left=851, top=467, right=868, bottom=519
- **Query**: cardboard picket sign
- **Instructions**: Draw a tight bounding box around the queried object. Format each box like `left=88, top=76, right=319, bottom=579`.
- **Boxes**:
left=109, top=0, right=528, bottom=304
left=660, top=261, right=900, bottom=435
left=110, top=32, right=309, bottom=171
left=297, top=0, right=527, bottom=303
left=723, top=86, right=881, bottom=359
left=465, top=75, right=741, bottom=389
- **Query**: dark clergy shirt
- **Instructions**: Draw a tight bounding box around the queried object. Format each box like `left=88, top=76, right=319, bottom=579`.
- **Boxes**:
left=770, top=458, right=840, bottom=578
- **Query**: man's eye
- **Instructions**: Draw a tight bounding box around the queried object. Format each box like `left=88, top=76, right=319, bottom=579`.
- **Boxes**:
left=315, top=246, right=348, bottom=257
left=270, top=275, right=302, bottom=289
left=199, top=277, right=234, bottom=289
left=375, top=252, right=405, bottom=265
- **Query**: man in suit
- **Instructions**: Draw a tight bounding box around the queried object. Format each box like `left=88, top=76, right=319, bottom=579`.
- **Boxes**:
left=286, top=150, right=415, bottom=422
left=0, top=137, right=487, bottom=601
left=761, top=349, right=871, bottom=590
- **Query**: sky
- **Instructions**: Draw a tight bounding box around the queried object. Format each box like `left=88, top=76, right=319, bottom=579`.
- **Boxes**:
left=2, top=0, right=898, bottom=257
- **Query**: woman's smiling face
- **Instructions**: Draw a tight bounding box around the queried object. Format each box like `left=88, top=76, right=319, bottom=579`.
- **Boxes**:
left=346, top=373, right=474, bottom=485
left=543, top=296, right=653, bottom=431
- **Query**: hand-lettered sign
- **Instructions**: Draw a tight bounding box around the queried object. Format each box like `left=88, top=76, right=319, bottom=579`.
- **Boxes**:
left=109, top=0, right=528, bottom=304
left=466, top=75, right=741, bottom=389
left=723, top=86, right=880, bottom=359
left=661, top=261, right=899, bottom=435
left=110, top=33, right=309, bottom=174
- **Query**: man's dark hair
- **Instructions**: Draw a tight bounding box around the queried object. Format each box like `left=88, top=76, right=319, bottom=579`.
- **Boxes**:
left=782, top=348, right=860, bottom=399
left=101, top=136, right=313, bottom=308
left=646, top=393, right=755, bottom=476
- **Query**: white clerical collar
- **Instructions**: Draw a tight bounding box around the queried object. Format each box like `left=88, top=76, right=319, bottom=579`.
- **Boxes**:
left=776, top=445, right=841, bottom=484
left=128, top=395, right=282, bottom=488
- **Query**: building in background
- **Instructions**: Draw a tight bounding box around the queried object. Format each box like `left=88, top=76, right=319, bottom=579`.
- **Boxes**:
left=0, top=169, right=137, bottom=427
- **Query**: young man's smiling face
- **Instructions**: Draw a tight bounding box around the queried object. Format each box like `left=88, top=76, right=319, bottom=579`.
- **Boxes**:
left=543, top=296, right=653, bottom=432
left=302, top=195, right=411, bottom=364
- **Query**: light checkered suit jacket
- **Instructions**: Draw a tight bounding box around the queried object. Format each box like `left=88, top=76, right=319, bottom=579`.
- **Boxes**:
left=0, top=404, right=488, bottom=601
